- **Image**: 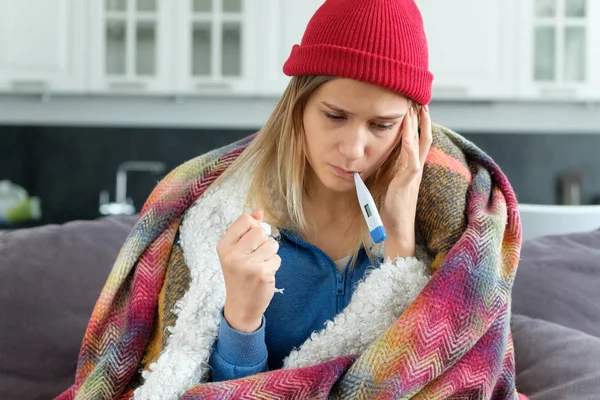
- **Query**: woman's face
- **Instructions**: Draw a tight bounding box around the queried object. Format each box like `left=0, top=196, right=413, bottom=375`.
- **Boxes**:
left=302, top=78, right=411, bottom=193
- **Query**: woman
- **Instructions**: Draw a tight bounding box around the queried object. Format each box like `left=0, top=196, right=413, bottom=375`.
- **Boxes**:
left=58, top=0, right=526, bottom=399
left=206, top=75, right=432, bottom=382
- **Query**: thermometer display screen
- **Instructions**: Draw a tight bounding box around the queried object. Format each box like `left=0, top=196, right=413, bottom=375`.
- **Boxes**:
left=364, top=204, right=372, bottom=217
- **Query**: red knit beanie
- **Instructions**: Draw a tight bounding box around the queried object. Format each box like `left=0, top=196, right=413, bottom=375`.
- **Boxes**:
left=283, top=0, right=434, bottom=105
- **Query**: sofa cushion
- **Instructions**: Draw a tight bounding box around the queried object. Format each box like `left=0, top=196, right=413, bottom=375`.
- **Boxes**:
left=512, top=229, right=600, bottom=338
left=512, top=313, right=600, bottom=399
left=0, top=216, right=137, bottom=400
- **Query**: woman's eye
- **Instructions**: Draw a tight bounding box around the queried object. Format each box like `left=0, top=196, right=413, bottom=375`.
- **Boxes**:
left=324, top=112, right=394, bottom=130
left=374, top=123, right=395, bottom=130
left=325, top=112, right=345, bottom=121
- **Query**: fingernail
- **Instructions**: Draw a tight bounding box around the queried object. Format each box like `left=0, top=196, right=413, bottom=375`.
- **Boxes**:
left=424, top=105, right=429, bottom=113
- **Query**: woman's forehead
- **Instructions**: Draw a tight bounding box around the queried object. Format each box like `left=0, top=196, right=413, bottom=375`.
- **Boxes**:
left=313, top=78, right=410, bottom=115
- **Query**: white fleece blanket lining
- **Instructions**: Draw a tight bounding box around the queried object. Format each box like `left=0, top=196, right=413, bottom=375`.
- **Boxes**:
left=133, top=166, right=432, bottom=400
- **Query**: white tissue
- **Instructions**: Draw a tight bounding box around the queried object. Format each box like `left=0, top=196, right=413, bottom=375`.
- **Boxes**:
left=259, top=221, right=284, bottom=294
left=260, top=222, right=272, bottom=237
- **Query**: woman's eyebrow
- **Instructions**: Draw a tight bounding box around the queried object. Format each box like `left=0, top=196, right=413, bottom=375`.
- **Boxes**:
left=376, top=113, right=405, bottom=120
left=321, top=101, right=405, bottom=120
left=321, top=101, right=352, bottom=115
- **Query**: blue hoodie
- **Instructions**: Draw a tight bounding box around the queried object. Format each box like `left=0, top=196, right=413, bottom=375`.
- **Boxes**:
left=209, top=228, right=381, bottom=382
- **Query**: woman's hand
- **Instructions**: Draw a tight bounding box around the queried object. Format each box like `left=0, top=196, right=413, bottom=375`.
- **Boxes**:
left=217, top=209, right=281, bottom=333
left=380, top=105, right=432, bottom=259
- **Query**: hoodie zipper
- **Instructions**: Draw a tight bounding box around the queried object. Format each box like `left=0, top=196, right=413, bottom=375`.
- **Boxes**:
left=335, top=271, right=346, bottom=312
left=280, top=230, right=349, bottom=314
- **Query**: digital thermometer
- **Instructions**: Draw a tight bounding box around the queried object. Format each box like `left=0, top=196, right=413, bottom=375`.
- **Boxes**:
left=354, top=172, right=386, bottom=243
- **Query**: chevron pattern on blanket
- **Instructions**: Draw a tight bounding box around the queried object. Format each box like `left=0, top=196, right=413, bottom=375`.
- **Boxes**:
left=56, top=125, right=523, bottom=400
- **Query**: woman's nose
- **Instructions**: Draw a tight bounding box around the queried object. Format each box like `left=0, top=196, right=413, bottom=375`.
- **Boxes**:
left=338, top=127, right=366, bottom=161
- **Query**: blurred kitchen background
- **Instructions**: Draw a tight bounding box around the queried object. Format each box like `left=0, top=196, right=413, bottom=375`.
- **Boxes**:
left=1, top=0, right=599, bottom=229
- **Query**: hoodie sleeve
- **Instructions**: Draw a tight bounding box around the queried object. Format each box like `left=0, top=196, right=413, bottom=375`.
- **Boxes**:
left=209, top=310, right=269, bottom=382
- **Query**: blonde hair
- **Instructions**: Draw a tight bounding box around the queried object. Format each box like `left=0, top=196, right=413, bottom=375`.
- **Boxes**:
left=216, top=75, right=420, bottom=264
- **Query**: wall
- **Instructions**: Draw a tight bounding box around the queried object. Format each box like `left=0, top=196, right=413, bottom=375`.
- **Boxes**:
left=1, top=125, right=600, bottom=224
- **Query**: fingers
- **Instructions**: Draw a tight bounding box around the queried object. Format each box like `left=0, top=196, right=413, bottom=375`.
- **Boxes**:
left=221, top=210, right=263, bottom=247
left=262, top=255, right=282, bottom=280
left=401, top=107, right=420, bottom=173
left=419, top=105, right=433, bottom=164
left=252, top=240, right=281, bottom=285
left=237, top=225, right=268, bottom=254
left=265, top=257, right=282, bottom=279
left=399, top=144, right=409, bottom=172
left=412, top=106, right=419, bottom=142
left=250, top=237, right=280, bottom=261
left=411, top=108, right=420, bottom=170
left=250, top=209, right=264, bottom=222
left=398, top=114, right=409, bottom=172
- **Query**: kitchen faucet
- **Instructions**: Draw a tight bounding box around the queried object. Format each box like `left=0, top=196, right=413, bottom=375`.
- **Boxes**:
left=99, top=161, right=166, bottom=216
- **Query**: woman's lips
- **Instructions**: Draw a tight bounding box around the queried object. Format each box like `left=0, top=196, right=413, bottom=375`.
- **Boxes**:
left=331, top=165, right=357, bottom=180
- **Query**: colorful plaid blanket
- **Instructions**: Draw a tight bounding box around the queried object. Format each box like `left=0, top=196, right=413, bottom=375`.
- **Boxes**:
left=57, top=124, right=524, bottom=399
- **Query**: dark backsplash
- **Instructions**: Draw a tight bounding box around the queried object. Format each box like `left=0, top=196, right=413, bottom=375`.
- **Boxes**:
left=2, top=125, right=600, bottom=224
left=463, top=133, right=600, bottom=206
left=2, top=126, right=251, bottom=224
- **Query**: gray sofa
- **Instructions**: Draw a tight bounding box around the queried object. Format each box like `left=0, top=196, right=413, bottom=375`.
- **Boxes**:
left=1, top=216, right=599, bottom=399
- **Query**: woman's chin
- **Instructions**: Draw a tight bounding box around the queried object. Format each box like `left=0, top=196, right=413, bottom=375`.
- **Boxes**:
left=307, top=165, right=356, bottom=194
left=321, top=172, right=355, bottom=192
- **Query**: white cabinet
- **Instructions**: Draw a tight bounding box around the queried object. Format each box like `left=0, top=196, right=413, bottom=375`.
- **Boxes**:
left=0, top=0, right=86, bottom=93
left=418, top=0, right=516, bottom=100
left=260, top=0, right=324, bottom=97
left=173, top=0, right=261, bottom=95
left=1, top=0, right=597, bottom=103
left=262, top=0, right=518, bottom=101
left=88, top=0, right=173, bottom=94
left=88, top=0, right=260, bottom=95
left=517, top=0, right=600, bottom=100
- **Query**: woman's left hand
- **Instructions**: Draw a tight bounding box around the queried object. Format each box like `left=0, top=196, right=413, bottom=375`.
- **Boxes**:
left=380, top=105, right=432, bottom=259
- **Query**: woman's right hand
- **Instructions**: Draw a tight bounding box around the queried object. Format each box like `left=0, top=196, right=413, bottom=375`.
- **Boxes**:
left=217, top=209, right=281, bottom=333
